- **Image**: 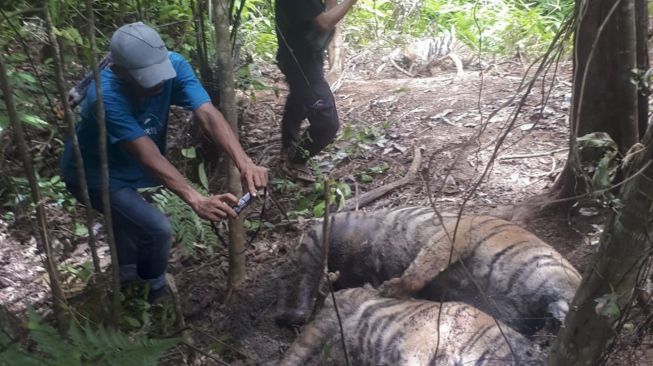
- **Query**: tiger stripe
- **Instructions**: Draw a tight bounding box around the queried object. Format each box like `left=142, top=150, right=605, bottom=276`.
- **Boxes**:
left=276, top=207, right=581, bottom=334
left=279, top=286, right=542, bottom=365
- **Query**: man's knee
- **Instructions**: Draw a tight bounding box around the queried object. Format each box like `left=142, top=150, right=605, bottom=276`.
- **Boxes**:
left=310, top=101, right=339, bottom=138
left=148, top=217, right=173, bottom=247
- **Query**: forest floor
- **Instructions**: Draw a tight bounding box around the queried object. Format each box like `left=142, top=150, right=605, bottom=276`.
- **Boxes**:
left=2, top=57, right=652, bottom=365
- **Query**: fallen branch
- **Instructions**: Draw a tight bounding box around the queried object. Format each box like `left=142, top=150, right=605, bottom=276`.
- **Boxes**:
left=389, top=58, right=415, bottom=78
left=342, top=147, right=422, bottom=211
left=498, top=147, right=568, bottom=160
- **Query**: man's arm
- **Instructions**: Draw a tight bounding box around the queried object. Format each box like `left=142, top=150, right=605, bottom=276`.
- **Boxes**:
left=120, top=136, right=239, bottom=221
left=313, top=0, right=357, bottom=32
left=193, top=102, right=268, bottom=196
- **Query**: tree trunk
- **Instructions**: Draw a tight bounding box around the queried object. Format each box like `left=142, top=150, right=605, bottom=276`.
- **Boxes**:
left=43, top=2, right=101, bottom=274
left=635, top=0, right=648, bottom=138
left=548, top=122, right=653, bottom=366
left=85, top=0, right=121, bottom=324
left=548, top=1, right=652, bottom=364
left=212, top=0, right=246, bottom=288
left=325, top=24, right=344, bottom=86
left=0, top=54, right=68, bottom=333
left=552, top=0, right=641, bottom=200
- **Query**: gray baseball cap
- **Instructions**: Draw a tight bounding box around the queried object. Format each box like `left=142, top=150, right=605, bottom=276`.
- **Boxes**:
left=110, top=22, right=176, bottom=88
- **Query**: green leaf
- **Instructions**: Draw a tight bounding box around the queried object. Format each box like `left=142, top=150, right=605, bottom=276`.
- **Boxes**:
left=342, top=125, right=354, bottom=140
left=595, top=293, right=620, bottom=319
left=359, top=174, right=373, bottom=183
left=198, top=163, right=209, bottom=191
left=181, top=147, right=196, bottom=159
left=74, top=223, right=89, bottom=237
left=368, top=162, right=389, bottom=174
left=123, top=316, right=141, bottom=328
left=19, top=113, right=49, bottom=130
left=313, top=201, right=325, bottom=218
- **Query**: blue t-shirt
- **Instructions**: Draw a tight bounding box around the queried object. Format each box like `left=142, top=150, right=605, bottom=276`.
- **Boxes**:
left=61, top=52, right=211, bottom=191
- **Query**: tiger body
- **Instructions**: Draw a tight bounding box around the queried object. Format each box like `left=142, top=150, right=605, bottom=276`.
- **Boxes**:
left=277, top=206, right=581, bottom=334
left=384, top=29, right=477, bottom=76
left=279, top=286, right=542, bottom=366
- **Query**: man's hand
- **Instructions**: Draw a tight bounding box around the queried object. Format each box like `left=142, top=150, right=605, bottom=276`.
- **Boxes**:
left=314, top=0, right=357, bottom=31
left=240, top=162, right=268, bottom=197
left=194, top=103, right=269, bottom=196
left=191, top=193, right=240, bottom=221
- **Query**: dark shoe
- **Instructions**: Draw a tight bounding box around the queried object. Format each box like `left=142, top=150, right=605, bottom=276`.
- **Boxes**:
left=282, top=160, right=316, bottom=183
left=149, top=274, right=186, bottom=331
left=148, top=285, right=169, bottom=304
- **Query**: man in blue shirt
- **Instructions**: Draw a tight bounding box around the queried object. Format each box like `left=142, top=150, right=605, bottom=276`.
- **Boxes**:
left=61, top=22, right=268, bottom=300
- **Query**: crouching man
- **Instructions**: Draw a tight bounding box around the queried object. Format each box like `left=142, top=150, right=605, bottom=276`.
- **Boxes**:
left=60, top=22, right=267, bottom=301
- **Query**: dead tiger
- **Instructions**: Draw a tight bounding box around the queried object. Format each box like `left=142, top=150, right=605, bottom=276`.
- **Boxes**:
left=278, top=286, right=543, bottom=366
left=275, top=206, right=581, bottom=335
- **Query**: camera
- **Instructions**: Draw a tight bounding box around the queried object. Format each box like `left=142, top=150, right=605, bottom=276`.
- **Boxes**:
left=233, top=192, right=253, bottom=214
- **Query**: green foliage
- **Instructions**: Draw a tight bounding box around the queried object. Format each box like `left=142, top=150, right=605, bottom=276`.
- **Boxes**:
left=0, top=309, right=178, bottom=366
left=282, top=178, right=352, bottom=219
left=0, top=53, right=55, bottom=134
left=595, top=292, right=621, bottom=319
left=237, top=0, right=277, bottom=62
left=148, top=187, right=218, bottom=256
left=359, top=162, right=390, bottom=183
left=576, top=132, right=620, bottom=205
left=6, top=175, right=77, bottom=219
left=59, top=260, right=94, bottom=284
left=347, top=0, right=573, bottom=59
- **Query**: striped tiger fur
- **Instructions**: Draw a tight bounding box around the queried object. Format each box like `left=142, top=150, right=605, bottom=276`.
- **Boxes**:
left=276, top=206, right=581, bottom=335
left=279, top=286, right=543, bottom=366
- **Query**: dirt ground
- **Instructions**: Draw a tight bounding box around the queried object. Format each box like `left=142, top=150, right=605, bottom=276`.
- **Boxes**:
left=2, top=58, right=651, bottom=365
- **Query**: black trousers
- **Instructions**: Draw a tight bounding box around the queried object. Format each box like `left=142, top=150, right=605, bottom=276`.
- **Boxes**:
left=278, top=52, right=339, bottom=164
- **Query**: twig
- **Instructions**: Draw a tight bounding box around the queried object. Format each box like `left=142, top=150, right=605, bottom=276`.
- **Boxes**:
left=498, top=148, right=568, bottom=160
left=192, top=327, right=255, bottom=361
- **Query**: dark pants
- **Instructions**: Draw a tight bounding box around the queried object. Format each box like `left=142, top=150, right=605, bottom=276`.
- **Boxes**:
left=278, top=52, right=339, bottom=164
left=67, top=185, right=170, bottom=290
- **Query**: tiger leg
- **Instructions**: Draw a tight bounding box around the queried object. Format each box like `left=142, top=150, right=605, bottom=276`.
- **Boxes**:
left=379, top=218, right=474, bottom=298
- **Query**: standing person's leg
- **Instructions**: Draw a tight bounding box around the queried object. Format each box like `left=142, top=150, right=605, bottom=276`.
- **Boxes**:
left=298, top=75, right=339, bottom=161
left=281, top=91, right=307, bottom=157
left=289, top=58, right=339, bottom=164
left=279, top=56, right=339, bottom=182
left=279, top=56, right=310, bottom=162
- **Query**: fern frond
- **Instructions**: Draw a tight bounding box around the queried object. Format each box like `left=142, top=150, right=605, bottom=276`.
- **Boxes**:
left=6, top=311, right=178, bottom=366
left=26, top=309, right=81, bottom=365
left=150, top=187, right=218, bottom=255
left=68, top=322, right=179, bottom=366
left=0, top=334, right=44, bottom=366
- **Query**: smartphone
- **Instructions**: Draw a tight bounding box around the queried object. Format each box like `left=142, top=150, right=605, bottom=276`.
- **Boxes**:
left=233, top=192, right=253, bottom=214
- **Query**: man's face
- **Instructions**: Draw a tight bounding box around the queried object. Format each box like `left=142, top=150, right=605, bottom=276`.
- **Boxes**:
left=112, top=65, right=165, bottom=97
